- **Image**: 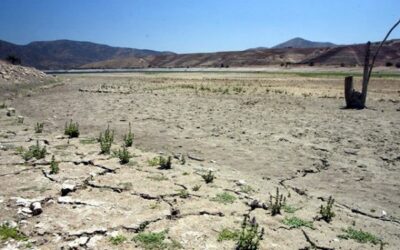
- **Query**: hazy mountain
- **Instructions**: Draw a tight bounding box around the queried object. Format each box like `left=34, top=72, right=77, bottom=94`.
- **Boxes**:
left=273, top=37, right=336, bottom=49
left=0, top=39, right=174, bottom=69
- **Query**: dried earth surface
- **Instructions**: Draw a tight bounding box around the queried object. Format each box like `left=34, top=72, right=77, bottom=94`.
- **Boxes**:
left=0, top=70, right=399, bottom=249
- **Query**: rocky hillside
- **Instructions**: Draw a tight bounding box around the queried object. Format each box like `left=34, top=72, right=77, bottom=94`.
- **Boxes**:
left=0, top=61, right=52, bottom=84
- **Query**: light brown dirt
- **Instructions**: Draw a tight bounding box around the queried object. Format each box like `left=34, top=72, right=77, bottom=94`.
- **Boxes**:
left=0, top=71, right=399, bottom=249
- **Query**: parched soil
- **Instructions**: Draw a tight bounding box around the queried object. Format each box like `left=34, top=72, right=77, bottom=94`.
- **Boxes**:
left=0, top=71, right=399, bottom=249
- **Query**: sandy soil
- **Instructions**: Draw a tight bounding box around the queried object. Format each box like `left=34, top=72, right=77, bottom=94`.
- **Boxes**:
left=0, top=71, right=399, bottom=249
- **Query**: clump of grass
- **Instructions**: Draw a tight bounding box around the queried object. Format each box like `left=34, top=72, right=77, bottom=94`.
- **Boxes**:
left=217, top=228, right=240, bottom=242
left=133, top=230, right=181, bottom=250
left=192, top=184, right=201, bottom=191
left=49, top=155, right=59, bottom=174
left=240, top=185, right=254, bottom=194
left=211, top=192, right=236, bottom=204
left=99, top=125, right=114, bottom=154
left=269, top=187, right=286, bottom=216
left=283, top=204, right=298, bottom=214
left=158, top=156, right=172, bottom=170
left=79, top=138, right=97, bottom=144
left=34, top=122, right=44, bottom=133
left=147, top=175, right=169, bottom=181
left=236, top=215, right=264, bottom=250
left=123, top=123, right=134, bottom=147
left=201, top=170, right=215, bottom=184
left=0, top=103, right=7, bottom=109
left=147, top=156, right=160, bottom=166
left=0, top=224, right=27, bottom=241
left=178, top=189, right=189, bottom=199
left=64, top=120, right=79, bottom=138
left=282, top=216, right=314, bottom=229
left=117, top=146, right=131, bottom=164
left=338, top=227, right=382, bottom=245
left=109, top=234, right=127, bottom=245
left=319, top=196, right=335, bottom=223
left=20, top=141, right=47, bottom=161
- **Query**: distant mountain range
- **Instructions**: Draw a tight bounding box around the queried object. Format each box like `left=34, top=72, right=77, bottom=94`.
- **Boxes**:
left=0, top=38, right=399, bottom=69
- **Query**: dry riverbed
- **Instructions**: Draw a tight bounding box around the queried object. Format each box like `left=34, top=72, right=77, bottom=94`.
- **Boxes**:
left=0, top=71, right=399, bottom=249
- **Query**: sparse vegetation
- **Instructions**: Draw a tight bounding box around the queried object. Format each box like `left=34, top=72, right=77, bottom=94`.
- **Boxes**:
left=147, top=156, right=161, bottom=166
left=282, top=216, right=314, bottom=229
left=117, top=146, right=131, bottom=164
left=192, top=184, right=201, bottom=191
left=20, top=141, right=46, bottom=161
left=0, top=224, right=27, bottom=241
left=201, top=170, right=215, bottom=184
left=99, top=125, right=114, bottom=154
left=240, top=185, right=254, bottom=194
left=64, top=120, right=79, bottom=138
left=217, top=228, right=240, bottom=242
left=269, top=187, right=286, bottom=216
left=338, top=227, right=381, bottom=245
left=123, top=122, right=134, bottom=147
left=109, top=234, right=127, bottom=245
left=147, top=174, right=169, bottom=181
left=49, top=155, right=59, bottom=174
left=319, top=196, right=335, bottom=223
left=236, top=215, right=264, bottom=250
left=34, top=122, right=44, bottom=133
left=211, top=192, right=236, bottom=204
left=133, top=230, right=181, bottom=250
left=158, top=156, right=172, bottom=170
left=283, top=204, right=298, bottom=214
left=178, top=189, right=189, bottom=199
left=79, top=137, right=97, bottom=144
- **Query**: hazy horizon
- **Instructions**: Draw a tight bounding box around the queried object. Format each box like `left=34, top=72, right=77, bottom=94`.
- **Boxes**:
left=0, top=0, right=399, bottom=53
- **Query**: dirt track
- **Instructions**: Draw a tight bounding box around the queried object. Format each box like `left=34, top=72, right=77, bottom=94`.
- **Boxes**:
left=1, top=71, right=399, bottom=249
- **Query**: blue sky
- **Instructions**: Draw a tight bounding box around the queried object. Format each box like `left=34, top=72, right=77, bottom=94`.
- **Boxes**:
left=0, top=0, right=399, bottom=53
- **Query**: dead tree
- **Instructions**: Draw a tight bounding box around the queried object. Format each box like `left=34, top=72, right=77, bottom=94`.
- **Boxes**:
left=344, top=18, right=400, bottom=109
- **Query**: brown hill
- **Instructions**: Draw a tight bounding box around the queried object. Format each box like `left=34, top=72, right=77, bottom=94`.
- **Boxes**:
left=81, top=39, right=400, bottom=69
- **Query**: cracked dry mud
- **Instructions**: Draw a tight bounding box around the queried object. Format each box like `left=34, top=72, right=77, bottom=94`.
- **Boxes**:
left=0, top=71, right=399, bottom=249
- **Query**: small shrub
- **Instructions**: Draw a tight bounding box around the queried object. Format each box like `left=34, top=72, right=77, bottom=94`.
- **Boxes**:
left=64, top=120, right=79, bottom=138
left=338, top=227, right=381, bottom=245
left=147, top=175, right=169, bottom=181
left=0, top=103, right=7, bottom=109
left=99, top=125, right=114, bottom=154
left=17, top=116, right=24, bottom=124
left=211, top=192, right=236, bottom=204
left=123, top=123, right=134, bottom=147
left=21, top=141, right=46, bottom=160
left=192, top=184, right=201, bottom=191
left=236, top=215, right=264, bottom=250
left=217, top=228, right=239, bottom=242
left=109, top=234, right=127, bottom=245
left=34, top=122, right=44, bottom=133
left=385, top=62, right=393, bottom=67
left=201, top=170, right=215, bottom=184
left=178, top=189, right=189, bottom=199
left=319, top=196, right=335, bottom=223
left=395, top=62, right=400, bottom=68
left=0, top=223, right=27, bottom=241
left=49, top=155, right=59, bottom=174
left=282, top=216, right=314, bottom=229
left=117, top=146, right=131, bottom=164
left=158, top=156, right=172, bottom=170
left=269, top=188, right=286, bottom=216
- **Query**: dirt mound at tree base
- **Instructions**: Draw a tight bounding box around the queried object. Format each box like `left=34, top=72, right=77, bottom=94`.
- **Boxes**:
left=0, top=61, right=52, bottom=84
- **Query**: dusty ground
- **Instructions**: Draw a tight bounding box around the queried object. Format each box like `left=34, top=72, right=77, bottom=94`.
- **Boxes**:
left=0, top=71, right=399, bottom=249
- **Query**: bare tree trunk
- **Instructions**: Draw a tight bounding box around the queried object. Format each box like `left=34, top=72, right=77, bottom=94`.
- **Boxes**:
left=343, top=18, right=400, bottom=109
left=360, top=42, right=371, bottom=107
